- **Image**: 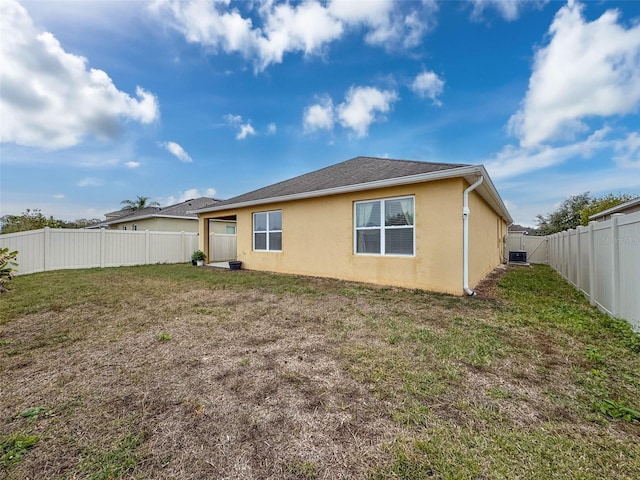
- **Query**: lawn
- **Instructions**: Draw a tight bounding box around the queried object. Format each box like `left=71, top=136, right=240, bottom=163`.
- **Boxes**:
left=0, top=264, right=638, bottom=479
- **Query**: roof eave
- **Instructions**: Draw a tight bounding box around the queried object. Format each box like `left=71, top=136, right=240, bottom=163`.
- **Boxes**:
left=192, top=165, right=512, bottom=222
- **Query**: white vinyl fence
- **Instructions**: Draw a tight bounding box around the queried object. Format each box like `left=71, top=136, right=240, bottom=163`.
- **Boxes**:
left=208, top=233, right=237, bottom=262
left=506, top=233, right=548, bottom=264
left=0, top=227, right=200, bottom=276
left=547, top=212, right=640, bottom=331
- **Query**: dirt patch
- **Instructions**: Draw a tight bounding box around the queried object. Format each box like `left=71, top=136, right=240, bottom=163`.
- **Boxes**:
left=473, top=263, right=509, bottom=299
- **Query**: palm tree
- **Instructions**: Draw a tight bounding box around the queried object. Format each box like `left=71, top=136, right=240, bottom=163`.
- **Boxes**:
left=120, top=196, right=160, bottom=211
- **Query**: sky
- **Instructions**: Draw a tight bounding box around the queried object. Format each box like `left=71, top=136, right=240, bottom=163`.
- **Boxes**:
left=1, top=0, right=639, bottom=227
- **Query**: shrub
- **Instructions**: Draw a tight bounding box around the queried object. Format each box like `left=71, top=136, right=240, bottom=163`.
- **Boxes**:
left=0, top=248, right=18, bottom=293
left=191, top=250, right=206, bottom=262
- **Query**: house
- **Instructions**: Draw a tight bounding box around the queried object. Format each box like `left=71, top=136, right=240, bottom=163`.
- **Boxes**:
left=588, top=197, right=640, bottom=222
left=91, top=197, right=237, bottom=234
left=192, top=157, right=512, bottom=295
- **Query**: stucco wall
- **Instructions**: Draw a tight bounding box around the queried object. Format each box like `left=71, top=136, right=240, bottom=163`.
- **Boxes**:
left=468, top=187, right=506, bottom=287
left=201, top=179, right=472, bottom=294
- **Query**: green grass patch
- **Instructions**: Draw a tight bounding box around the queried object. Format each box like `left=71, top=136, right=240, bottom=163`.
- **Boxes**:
left=75, top=433, right=143, bottom=480
left=0, top=263, right=638, bottom=479
left=0, top=434, right=39, bottom=467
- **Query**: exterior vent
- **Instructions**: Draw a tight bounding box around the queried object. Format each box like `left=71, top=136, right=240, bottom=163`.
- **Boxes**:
left=509, top=250, right=527, bottom=263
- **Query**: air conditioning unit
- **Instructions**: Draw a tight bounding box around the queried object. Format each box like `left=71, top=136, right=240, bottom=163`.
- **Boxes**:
left=509, top=250, right=527, bottom=263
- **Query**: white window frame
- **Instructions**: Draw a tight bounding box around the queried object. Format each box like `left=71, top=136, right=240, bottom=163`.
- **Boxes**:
left=353, top=195, right=415, bottom=256
left=253, top=210, right=282, bottom=252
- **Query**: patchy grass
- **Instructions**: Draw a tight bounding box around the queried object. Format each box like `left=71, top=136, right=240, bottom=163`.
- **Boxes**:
left=0, top=263, right=638, bottom=479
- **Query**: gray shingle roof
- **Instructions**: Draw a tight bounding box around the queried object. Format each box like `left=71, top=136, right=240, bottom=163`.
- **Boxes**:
left=211, top=156, right=469, bottom=208
left=91, top=197, right=220, bottom=228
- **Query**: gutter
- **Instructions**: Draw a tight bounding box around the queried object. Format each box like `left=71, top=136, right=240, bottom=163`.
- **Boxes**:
left=463, top=175, right=484, bottom=296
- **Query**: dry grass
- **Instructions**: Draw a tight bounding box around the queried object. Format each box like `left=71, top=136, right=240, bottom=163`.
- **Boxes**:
left=0, top=264, right=638, bottom=479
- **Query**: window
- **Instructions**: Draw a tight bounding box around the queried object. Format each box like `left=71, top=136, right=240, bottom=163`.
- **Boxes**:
left=226, top=225, right=236, bottom=234
left=355, top=196, right=414, bottom=256
left=122, top=226, right=127, bottom=230
left=132, top=224, right=138, bottom=231
left=253, top=210, right=282, bottom=251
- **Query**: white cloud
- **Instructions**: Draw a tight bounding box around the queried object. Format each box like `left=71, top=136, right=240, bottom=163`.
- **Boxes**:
left=224, top=114, right=256, bottom=140
left=149, top=0, right=257, bottom=54
left=151, top=0, right=437, bottom=71
left=236, top=123, right=256, bottom=140
left=224, top=113, right=243, bottom=125
left=161, top=141, right=192, bottom=163
left=255, top=1, right=344, bottom=70
left=52, top=194, right=65, bottom=199
left=469, top=0, right=547, bottom=21
left=125, top=161, right=140, bottom=169
left=329, top=0, right=436, bottom=49
left=267, top=123, right=277, bottom=134
left=614, top=132, right=640, bottom=169
left=77, top=177, right=103, bottom=187
left=165, top=187, right=217, bottom=205
left=0, top=0, right=159, bottom=150
left=337, top=86, right=398, bottom=137
left=303, top=97, right=335, bottom=133
left=509, top=1, right=640, bottom=148
left=485, top=127, right=611, bottom=180
left=411, top=70, right=444, bottom=105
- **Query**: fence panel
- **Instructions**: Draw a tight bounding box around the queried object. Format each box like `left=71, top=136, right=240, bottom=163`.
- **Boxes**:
left=617, top=216, right=640, bottom=324
left=0, top=229, right=46, bottom=274
left=547, top=211, right=640, bottom=331
left=0, top=228, right=199, bottom=275
left=209, top=233, right=237, bottom=261
left=48, top=229, right=101, bottom=270
left=505, top=233, right=548, bottom=264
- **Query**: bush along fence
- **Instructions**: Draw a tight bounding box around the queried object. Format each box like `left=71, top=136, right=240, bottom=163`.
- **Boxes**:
left=0, top=227, right=200, bottom=276
left=547, top=211, right=640, bottom=331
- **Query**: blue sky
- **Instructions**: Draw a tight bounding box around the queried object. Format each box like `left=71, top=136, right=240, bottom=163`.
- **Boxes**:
left=1, top=0, right=639, bottom=227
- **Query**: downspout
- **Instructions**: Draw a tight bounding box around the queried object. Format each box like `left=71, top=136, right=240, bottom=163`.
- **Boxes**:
left=463, top=175, right=484, bottom=296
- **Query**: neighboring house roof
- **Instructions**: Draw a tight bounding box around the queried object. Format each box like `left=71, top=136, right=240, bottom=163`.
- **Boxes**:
left=588, top=197, right=640, bottom=221
left=89, top=197, right=221, bottom=228
left=192, top=156, right=512, bottom=222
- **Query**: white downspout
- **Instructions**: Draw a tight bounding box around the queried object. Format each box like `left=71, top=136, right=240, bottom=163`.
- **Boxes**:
left=463, top=176, right=484, bottom=296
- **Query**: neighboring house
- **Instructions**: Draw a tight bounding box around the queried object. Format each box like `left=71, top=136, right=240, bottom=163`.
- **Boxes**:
left=91, top=197, right=237, bottom=233
left=193, top=156, right=512, bottom=295
left=588, top=197, right=640, bottom=222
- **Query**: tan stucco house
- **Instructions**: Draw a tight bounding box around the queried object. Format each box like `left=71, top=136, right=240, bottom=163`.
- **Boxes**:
left=92, top=197, right=237, bottom=234
left=193, top=157, right=512, bottom=295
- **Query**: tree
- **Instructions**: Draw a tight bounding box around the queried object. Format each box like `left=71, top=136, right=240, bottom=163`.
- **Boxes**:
left=0, top=210, right=101, bottom=234
left=578, top=193, right=636, bottom=226
left=0, top=209, right=62, bottom=234
left=535, top=192, right=638, bottom=235
left=120, top=196, right=160, bottom=211
left=536, top=192, right=591, bottom=235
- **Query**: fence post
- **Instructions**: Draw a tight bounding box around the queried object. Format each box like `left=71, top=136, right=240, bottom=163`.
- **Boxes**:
left=145, top=230, right=150, bottom=265
left=588, top=221, right=596, bottom=307
left=181, top=231, right=185, bottom=262
left=576, top=227, right=582, bottom=292
left=611, top=214, right=624, bottom=317
left=43, top=227, right=50, bottom=272
left=100, top=228, right=106, bottom=268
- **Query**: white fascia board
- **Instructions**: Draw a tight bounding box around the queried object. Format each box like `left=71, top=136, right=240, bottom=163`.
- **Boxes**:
left=152, top=215, right=197, bottom=220
left=107, top=214, right=196, bottom=224
left=474, top=165, right=513, bottom=223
